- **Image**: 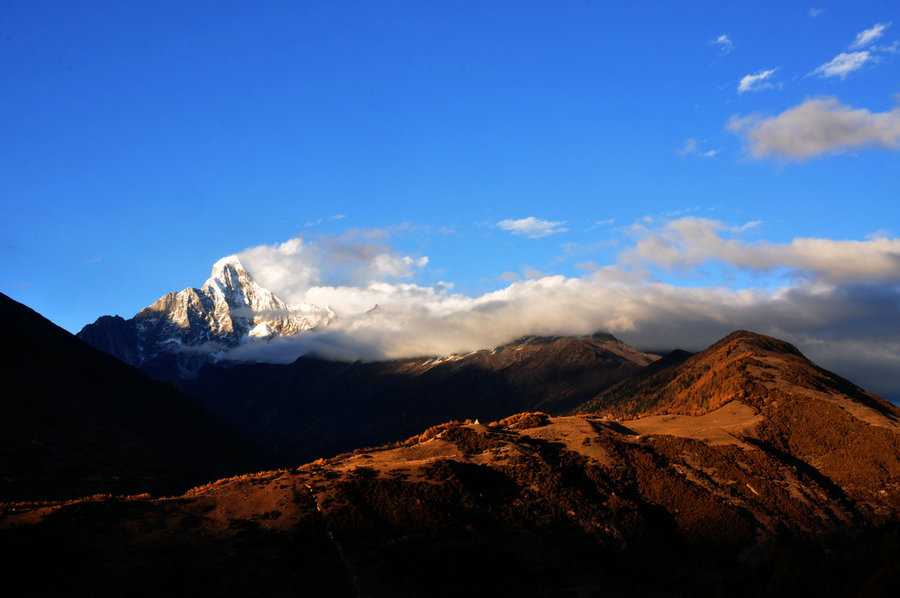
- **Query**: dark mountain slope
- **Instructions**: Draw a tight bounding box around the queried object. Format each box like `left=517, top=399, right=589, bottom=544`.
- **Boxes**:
left=180, top=333, right=658, bottom=464
left=0, top=293, right=262, bottom=501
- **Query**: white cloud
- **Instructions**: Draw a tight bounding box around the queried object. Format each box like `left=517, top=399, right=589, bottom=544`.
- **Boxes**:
left=238, top=230, right=429, bottom=299
left=808, top=8, right=825, bottom=18
left=728, top=97, right=900, bottom=160
left=738, top=68, right=778, bottom=93
left=223, top=219, right=900, bottom=398
left=851, top=23, right=890, bottom=49
left=811, top=51, right=872, bottom=79
left=498, top=217, right=568, bottom=238
left=627, top=217, right=900, bottom=283
left=709, top=34, right=733, bottom=54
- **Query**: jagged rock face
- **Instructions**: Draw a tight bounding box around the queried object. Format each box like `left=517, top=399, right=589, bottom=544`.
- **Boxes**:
left=78, top=255, right=335, bottom=376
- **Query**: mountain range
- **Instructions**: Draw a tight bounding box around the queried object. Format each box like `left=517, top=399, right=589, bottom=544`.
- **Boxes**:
left=180, top=332, right=659, bottom=464
left=2, top=284, right=899, bottom=596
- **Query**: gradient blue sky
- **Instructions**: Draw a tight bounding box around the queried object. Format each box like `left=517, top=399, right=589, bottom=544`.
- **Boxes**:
left=2, top=2, right=899, bottom=393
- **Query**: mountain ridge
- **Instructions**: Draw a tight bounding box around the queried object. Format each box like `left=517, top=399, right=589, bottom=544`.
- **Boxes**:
left=574, top=328, right=900, bottom=511
left=180, top=331, right=659, bottom=465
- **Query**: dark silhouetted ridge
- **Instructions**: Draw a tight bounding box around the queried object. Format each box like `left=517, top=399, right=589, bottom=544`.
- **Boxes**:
left=0, top=293, right=262, bottom=501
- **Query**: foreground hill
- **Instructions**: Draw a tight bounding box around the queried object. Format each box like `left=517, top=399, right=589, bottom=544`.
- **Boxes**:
left=181, top=333, right=658, bottom=464
left=3, top=413, right=897, bottom=596
left=3, top=331, right=899, bottom=596
left=0, top=293, right=261, bottom=501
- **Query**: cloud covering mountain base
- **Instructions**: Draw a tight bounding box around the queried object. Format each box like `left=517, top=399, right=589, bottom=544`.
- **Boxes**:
left=230, top=219, right=900, bottom=400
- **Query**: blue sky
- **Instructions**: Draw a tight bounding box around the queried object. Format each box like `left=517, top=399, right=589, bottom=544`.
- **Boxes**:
left=2, top=2, right=900, bottom=395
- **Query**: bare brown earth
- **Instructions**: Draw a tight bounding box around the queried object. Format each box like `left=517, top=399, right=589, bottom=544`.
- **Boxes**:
left=3, top=408, right=899, bottom=597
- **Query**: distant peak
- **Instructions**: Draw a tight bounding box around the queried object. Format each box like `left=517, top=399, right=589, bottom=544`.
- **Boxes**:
left=589, top=331, right=620, bottom=343
left=712, top=330, right=803, bottom=357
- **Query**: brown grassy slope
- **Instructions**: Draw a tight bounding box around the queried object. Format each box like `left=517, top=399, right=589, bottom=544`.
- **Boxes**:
left=3, top=416, right=898, bottom=597
left=575, top=330, right=900, bottom=510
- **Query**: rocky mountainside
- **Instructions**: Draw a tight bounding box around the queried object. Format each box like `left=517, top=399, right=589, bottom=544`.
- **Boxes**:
left=179, top=333, right=659, bottom=465
left=77, top=256, right=335, bottom=379
left=4, top=329, right=900, bottom=596
left=0, top=293, right=262, bottom=502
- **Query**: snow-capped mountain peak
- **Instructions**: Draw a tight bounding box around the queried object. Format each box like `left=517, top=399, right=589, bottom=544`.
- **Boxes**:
left=202, top=255, right=286, bottom=315
left=207, top=255, right=252, bottom=294
left=78, top=253, right=337, bottom=376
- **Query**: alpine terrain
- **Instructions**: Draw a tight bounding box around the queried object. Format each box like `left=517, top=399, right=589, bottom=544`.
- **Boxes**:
left=2, top=321, right=899, bottom=596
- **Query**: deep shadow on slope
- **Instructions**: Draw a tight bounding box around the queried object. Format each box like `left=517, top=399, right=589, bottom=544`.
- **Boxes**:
left=180, top=334, right=655, bottom=465
left=0, top=293, right=263, bottom=502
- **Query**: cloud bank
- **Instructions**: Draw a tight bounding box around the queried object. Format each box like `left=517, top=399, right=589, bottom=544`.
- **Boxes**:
left=728, top=97, right=900, bottom=160
left=232, top=220, right=900, bottom=399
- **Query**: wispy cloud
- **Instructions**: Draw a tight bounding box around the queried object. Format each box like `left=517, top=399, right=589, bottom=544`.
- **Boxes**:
left=709, top=34, right=733, bottom=55
left=498, top=217, right=568, bottom=238
left=738, top=68, right=778, bottom=93
left=677, top=138, right=719, bottom=158
left=808, top=8, right=825, bottom=18
left=811, top=51, right=872, bottom=79
left=305, top=214, right=349, bottom=227
left=728, top=97, right=900, bottom=160
left=851, top=23, right=890, bottom=49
